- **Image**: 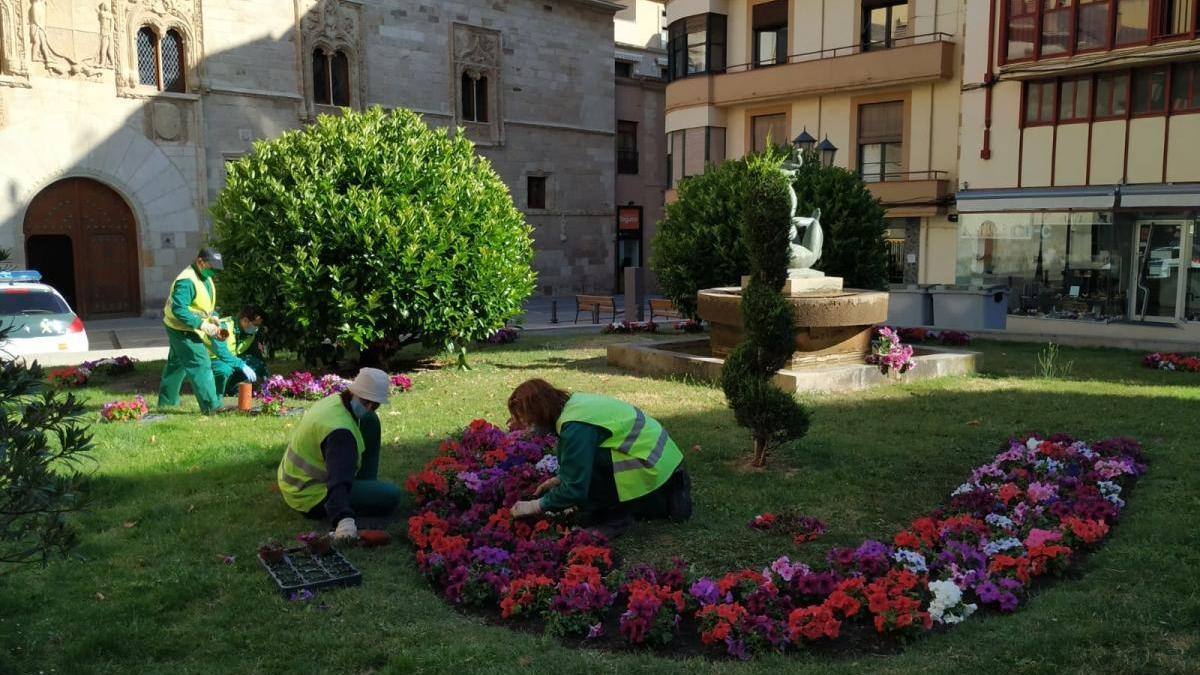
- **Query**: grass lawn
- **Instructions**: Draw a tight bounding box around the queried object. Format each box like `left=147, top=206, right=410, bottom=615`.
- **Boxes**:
left=2, top=333, right=1198, bottom=674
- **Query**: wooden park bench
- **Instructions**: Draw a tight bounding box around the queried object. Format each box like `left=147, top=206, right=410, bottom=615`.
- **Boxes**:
left=648, top=297, right=683, bottom=322
left=574, top=294, right=618, bottom=324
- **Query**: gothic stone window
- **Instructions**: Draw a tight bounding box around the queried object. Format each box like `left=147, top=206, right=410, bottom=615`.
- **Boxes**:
left=137, top=26, right=185, bottom=92
left=313, top=47, right=351, bottom=106
left=461, top=70, right=488, bottom=122
left=453, top=24, right=502, bottom=143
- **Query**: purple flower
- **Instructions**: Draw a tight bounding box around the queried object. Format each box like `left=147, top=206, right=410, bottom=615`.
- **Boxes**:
left=689, top=577, right=720, bottom=605
left=724, top=636, right=748, bottom=661
left=289, top=588, right=315, bottom=602
left=471, top=546, right=511, bottom=566
left=975, top=581, right=1001, bottom=603
left=587, top=622, right=604, bottom=639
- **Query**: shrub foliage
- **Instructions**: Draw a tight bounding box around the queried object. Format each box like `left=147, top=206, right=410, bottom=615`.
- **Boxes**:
left=212, top=107, right=536, bottom=366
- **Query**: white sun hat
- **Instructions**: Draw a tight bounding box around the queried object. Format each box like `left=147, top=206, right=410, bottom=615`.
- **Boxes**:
left=347, top=367, right=391, bottom=405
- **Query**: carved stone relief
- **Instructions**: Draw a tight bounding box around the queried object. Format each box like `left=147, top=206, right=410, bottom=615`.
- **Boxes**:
left=0, top=0, right=31, bottom=83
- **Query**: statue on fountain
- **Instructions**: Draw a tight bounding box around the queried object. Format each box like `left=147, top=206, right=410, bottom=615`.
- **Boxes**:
left=777, top=150, right=841, bottom=294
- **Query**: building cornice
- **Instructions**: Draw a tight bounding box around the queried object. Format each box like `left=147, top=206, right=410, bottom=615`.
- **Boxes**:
left=561, top=0, right=625, bottom=13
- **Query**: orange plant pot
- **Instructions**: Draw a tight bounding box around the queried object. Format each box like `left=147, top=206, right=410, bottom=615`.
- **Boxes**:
left=237, top=382, right=253, bottom=412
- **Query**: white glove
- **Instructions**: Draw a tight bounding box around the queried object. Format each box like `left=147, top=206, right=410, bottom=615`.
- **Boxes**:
left=331, top=517, right=358, bottom=542
left=533, top=476, right=561, bottom=497
left=510, top=500, right=542, bottom=519
left=241, top=365, right=257, bottom=383
left=201, top=321, right=221, bottom=338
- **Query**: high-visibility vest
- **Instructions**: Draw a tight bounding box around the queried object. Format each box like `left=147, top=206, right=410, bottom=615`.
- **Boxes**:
left=201, top=317, right=238, bottom=361
left=556, top=393, right=683, bottom=502
left=234, top=329, right=257, bottom=356
left=277, top=395, right=365, bottom=512
left=162, top=266, right=215, bottom=335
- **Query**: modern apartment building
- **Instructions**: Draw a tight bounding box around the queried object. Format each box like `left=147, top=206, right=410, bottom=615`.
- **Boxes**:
left=614, top=0, right=669, bottom=292
left=662, top=0, right=965, bottom=286
left=959, top=0, right=1200, bottom=343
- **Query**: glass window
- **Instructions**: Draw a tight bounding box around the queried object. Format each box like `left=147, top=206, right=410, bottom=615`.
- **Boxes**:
left=1008, top=0, right=1039, bottom=60
left=1172, top=61, right=1200, bottom=111
left=461, top=73, right=487, bottom=122
left=858, top=100, right=904, bottom=182
left=161, top=30, right=185, bottom=92
left=313, top=50, right=330, bottom=105
left=667, top=14, right=726, bottom=80
left=1060, top=76, right=1091, bottom=121
left=137, top=27, right=158, bottom=87
left=753, top=0, right=787, bottom=66
left=1025, top=79, right=1057, bottom=124
left=751, top=113, right=787, bottom=153
left=527, top=176, right=546, bottom=209
left=1115, top=0, right=1150, bottom=44
left=686, top=16, right=707, bottom=74
left=617, top=121, right=638, bottom=175
left=1041, top=0, right=1075, bottom=57
left=1132, top=65, right=1167, bottom=114
left=1156, top=0, right=1193, bottom=36
left=1076, top=0, right=1111, bottom=50
left=956, top=212, right=1131, bottom=321
left=863, top=0, right=910, bottom=51
left=1187, top=220, right=1200, bottom=322
left=331, top=50, right=350, bottom=106
left=1095, top=71, right=1129, bottom=117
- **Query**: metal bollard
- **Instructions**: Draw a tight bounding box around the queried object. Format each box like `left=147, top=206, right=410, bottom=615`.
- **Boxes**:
left=550, top=299, right=558, bottom=324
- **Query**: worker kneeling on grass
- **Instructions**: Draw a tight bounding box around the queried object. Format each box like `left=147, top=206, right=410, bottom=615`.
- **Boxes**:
left=230, top=304, right=269, bottom=390
left=201, top=312, right=258, bottom=397
left=277, top=368, right=401, bottom=542
left=507, top=378, right=692, bottom=537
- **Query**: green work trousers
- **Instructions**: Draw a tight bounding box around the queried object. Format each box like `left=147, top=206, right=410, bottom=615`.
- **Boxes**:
left=222, top=353, right=269, bottom=396
left=305, top=411, right=402, bottom=519
left=158, top=328, right=222, bottom=414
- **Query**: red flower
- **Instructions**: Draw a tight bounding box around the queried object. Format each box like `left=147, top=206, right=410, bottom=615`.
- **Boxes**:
left=1060, top=516, right=1109, bottom=544
left=998, top=483, right=1022, bottom=505
left=788, top=604, right=841, bottom=642
left=697, top=603, right=747, bottom=644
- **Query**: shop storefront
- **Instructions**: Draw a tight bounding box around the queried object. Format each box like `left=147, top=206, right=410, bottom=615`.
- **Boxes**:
left=955, top=186, right=1200, bottom=326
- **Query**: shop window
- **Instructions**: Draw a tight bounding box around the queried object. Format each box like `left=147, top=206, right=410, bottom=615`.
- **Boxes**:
left=1024, top=79, right=1057, bottom=125
left=858, top=101, right=904, bottom=182
left=955, top=212, right=1132, bottom=322
left=1094, top=71, right=1130, bottom=118
left=1060, top=76, right=1092, bottom=121
left=863, top=0, right=911, bottom=51
left=1172, top=61, right=1200, bottom=111
left=527, top=176, right=546, bottom=210
left=667, top=13, right=726, bottom=80
left=753, top=0, right=788, bottom=67
left=1132, top=65, right=1168, bottom=114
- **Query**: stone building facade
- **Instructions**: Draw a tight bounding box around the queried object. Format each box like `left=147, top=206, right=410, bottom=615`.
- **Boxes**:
left=0, top=0, right=623, bottom=318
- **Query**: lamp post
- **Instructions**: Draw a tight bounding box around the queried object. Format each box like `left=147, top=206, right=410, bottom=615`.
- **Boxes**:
left=816, top=135, right=838, bottom=168
left=792, top=127, right=816, bottom=154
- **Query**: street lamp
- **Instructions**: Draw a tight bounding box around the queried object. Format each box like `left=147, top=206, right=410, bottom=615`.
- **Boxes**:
left=792, top=127, right=816, bottom=154
left=816, top=135, right=838, bottom=168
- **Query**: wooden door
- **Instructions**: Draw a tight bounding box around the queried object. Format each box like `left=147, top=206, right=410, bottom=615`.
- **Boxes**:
left=23, top=178, right=141, bottom=318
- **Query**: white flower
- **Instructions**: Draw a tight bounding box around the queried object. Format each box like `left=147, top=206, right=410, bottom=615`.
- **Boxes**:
left=1026, top=437, right=1043, bottom=451
left=985, top=513, right=1014, bottom=530
left=1097, top=480, right=1121, bottom=497
left=951, top=482, right=977, bottom=496
left=928, top=579, right=978, bottom=625
left=892, top=549, right=928, bottom=573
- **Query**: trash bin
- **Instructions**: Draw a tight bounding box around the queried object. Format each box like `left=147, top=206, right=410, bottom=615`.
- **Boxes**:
left=928, top=285, right=1010, bottom=331
left=887, top=285, right=933, bottom=327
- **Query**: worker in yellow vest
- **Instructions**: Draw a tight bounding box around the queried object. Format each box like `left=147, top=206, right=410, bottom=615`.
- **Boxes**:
left=157, top=248, right=225, bottom=414
left=277, top=368, right=401, bottom=542
left=200, top=313, right=257, bottom=396
left=507, top=378, right=692, bottom=537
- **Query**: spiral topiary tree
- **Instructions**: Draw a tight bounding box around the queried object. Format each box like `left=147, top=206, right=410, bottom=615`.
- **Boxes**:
left=720, top=155, right=811, bottom=467
left=212, top=106, right=536, bottom=368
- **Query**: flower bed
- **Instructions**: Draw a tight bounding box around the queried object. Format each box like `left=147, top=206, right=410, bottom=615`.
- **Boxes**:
left=866, top=327, right=915, bottom=376
left=674, top=320, right=705, bottom=333
left=1143, top=352, right=1200, bottom=373
left=48, top=366, right=89, bottom=388
left=261, top=370, right=414, bottom=400
left=486, top=327, right=520, bottom=345
left=603, top=321, right=657, bottom=334
left=405, top=422, right=1144, bottom=658
left=80, top=355, right=138, bottom=377
left=895, top=327, right=972, bottom=347
left=101, top=395, right=148, bottom=422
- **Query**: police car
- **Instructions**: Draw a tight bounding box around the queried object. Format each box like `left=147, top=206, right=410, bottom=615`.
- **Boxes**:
left=0, top=271, right=89, bottom=357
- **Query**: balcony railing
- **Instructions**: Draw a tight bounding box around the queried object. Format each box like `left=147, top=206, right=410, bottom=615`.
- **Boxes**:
left=617, top=149, right=639, bottom=175
left=860, top=169, right=949, bottom=184
left=721, top=32, right=955, bottom=75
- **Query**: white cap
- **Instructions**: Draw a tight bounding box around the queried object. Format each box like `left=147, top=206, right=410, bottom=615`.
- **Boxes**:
left=347, top=367, right=391, bottom=405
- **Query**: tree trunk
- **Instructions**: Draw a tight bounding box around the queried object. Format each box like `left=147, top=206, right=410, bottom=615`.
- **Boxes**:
left=752, top=437, right=768, bottom=467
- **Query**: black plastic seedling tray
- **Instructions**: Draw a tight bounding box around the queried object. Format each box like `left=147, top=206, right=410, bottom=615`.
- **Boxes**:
left=259, top=546, right=362, bottom=597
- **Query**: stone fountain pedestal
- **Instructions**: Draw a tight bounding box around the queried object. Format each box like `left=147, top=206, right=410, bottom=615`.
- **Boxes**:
left=698, top=275, right=889, bottom=367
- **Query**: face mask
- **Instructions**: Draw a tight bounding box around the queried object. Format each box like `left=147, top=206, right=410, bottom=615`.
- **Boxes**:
left=350, top=397, right=370, bottom=420
left=243, top=325, right=259, bottom=335
left=199, top=267, right=216, bottom=280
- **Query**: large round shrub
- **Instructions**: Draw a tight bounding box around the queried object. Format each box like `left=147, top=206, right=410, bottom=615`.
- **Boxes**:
left=653, top=149, right=889, bottom=318
left=212, top=107, right=535, bottom=366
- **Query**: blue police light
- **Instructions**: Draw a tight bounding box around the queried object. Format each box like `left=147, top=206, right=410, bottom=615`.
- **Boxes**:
left=0, top=270, right=43, bottom=283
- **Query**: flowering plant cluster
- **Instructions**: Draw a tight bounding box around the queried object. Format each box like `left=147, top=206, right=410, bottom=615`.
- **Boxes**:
left=262, top=370, right=414, bottom=399
left=486, top=327, right=520, bottom=344
left=406, top=427, right=1142, bottom=658
left=896, top=327, right=972, bottom=346
left=674, top=320, right=705, bottom=333
left=80, top=355, right=138, bottom=376
left=603, top=321, right=658, bottom=334
left=748, top=510, right=828, bottom=545
left=47, top=367, right=89, bottom=388
left=866, top=326, right=916, bottom=376
left=260, top=394, right=288, bottom=416
left=1143, top=352, right=1200, bottom=373
left=101, top=395, right=148, bottom=422
left=390, top=373, right=413, bottom=392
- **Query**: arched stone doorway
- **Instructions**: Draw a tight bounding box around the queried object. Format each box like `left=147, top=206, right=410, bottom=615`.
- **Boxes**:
left=23, top=178, right=141, bottom=318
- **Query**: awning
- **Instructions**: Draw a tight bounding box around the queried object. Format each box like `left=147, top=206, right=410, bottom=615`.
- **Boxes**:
left=1117, top=183, right=1200, bottom=209
left=955, top=186, right=1117, bottom=213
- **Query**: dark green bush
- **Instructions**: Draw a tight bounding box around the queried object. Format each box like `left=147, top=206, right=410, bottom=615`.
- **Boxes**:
left=719, top=155, right=810, bottom=467
left=212, top=107, right=536, bottom=366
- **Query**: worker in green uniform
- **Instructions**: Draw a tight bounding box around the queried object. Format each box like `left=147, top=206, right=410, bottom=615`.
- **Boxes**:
left=507, top=378, right=692, bottom=536
left=157, top=248, right=225, bottom=414
left=231, top=305, right=269, bottom=389
left=201, top=313, right=257, bottom=396
left=277, top=368, right=402, bottom=542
